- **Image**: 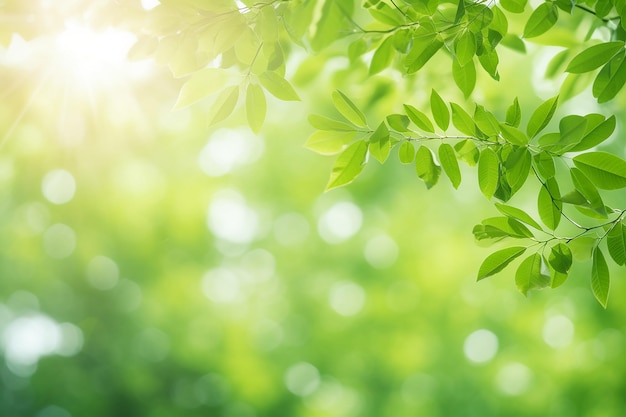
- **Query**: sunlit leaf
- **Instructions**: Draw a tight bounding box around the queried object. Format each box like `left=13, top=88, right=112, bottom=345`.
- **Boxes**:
left=399, top=141, right=415, bottom=164
left=569, top=115, right=616, bottom=152
left=308, top=114, right=357, bottom=131
left=607, top=221, right=626, bottom=265
left=505, top=97, right=522, bottom=127
left=332, top=90, right=367, bottom=127
left=430, top=90, right=450, bottom=130
left=477, top=246, right=526, bottom=280
left=527, top=95, right=558, bottom=138
left=591, top=247, right=610, bottom=308
left=450, top=103, right=476, bottom=136
left=246, top=83, right=266, bottom=134
left=370, top=36, right=394, bottom=75
left=566, top=41, right=625, bottom=73
left=438, top=143, right=461, bottom=189
left=478, top=148, right=499, bottom=199
left=415, top=146, right=441, bottom=189
left=549, top=243, right=572, bottom=273
left=523, top=2, right=559, bottom=38
left=174, top=68, right=228, bottom=109
left=305, top=130, right=357, bottom=155
left=538, top=177, right=561, bottom=230
left=326, top=140, right=368, bottom=190
left=592, top=50, right=626, bottom=103
left=259, top=71, right=300, bottom=101
left=208, top=85, right=239, bottom=126
left=573, top=151, right=626, bottom=190
left=495, top=203, right=542, bottom=230
left=368, top=122, right=391, bottom=163
left=516, top=253, right=549, bottom=296
left=500, top=0, right=527, bottom=13
left=404, top=104, right=435, bottom=133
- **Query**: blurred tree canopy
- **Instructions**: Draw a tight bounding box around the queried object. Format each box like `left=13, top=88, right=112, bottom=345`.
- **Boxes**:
left=1, top=1, right=626, bottom=417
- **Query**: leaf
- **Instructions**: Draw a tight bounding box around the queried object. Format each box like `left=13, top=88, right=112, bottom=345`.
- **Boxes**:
left=386, top=114, right=410, bottom=132
left=477, top=246, right=526, bottom=280
left=438, top=143, right=461, bottom=189
left=430, top=90, right=450, bottom=131
left=573, top=152, right=626, bottom=190
left=607, top=221, right=626, bottom=265
left=516, top=253, right=549, bottom=296
left=478, top=50, right=500, bottom=80
left=398, top=141, right=415, bottom=164
left=406, top=37, right=444, bottom=73
left=415, top=146, right=441, bottom=189
left=556, top=114, right=588, bottom=151
left=326, top=140, right=368, bottom=190
left=332, top=90, right=367, bottom=127
left=474, top=105, right=501, bottom=137
left=368, top=122, right=391, bottom=163
left=304, top=130, right=357, bottom=155
left=527, top=95, right=559, bottom=138
left=246, top=83, right=266, bottom=134
left=570, top=167, right=607, bottom=217
left=455, top=31, right=476, bottom=67
left=549, top=243, right=572, bottom=273
left=174, top=68, right=228, bottom=109
left=452, top=59, right=476, bottom=98
left=591, top=247, right=610, bottom=308
left=495, top=203, right=542, bottom=230
left=592, top=50, right=626, bottom=103
left=505, top=97, right=522, bottom=127
left=208, top=86, right=239, bottom=126
left=538, top=178, right=561, bottom=230
left=259, top=71, right=300, bottom=101
left=450, top=103, right=476, bottom=136
left=545, top=49, right=570, bottom=78
left=404, top=104, right=435, bottom=133
left=370, top=36, right=394, bottom=75
left=523, top=2, right=559, bottom=39
left=568, top=115, right=616, bottom=152
left=455, top=140, right=479, bottom=166
left=500, top=124, right=528, bottom=146
left=478, top=148, right=499, bottom=199
left=500, top=0, right=527, bottom=13
left=504, top=147, right=531, bottom=195
left=477, top=217, right=534, bottom=239
left=565, top=41, right=625, bottom=73
left=532, top=152, right=555, bottom=180
left=308, top=114, right=356, bottom=132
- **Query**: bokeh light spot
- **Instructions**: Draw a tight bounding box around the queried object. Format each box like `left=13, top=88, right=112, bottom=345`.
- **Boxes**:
left=41, top=169, right=76, bottom=205
left=43, top=223, right=76, bottom=259
left=463, top=329, right=499, bottom=364
left=273, top=212, right=310, bottom=246
left=198, top=128, right=264, bottom=177
left=317, top=202, right=363, bottom=244
left=285, top=362, right=321, bottom=397
left=543, top=315, right=574, bottom=349
left=207, top=190, right=259, bottom=244
left=329, top=281, right=366, bottom=316
left=363, top=234, right=398, bottom=269
left=86, top=256, right=120, bottom=290
left=495, top=363, right=532, bottom=396
left=202, top=268, right=241, bottom=304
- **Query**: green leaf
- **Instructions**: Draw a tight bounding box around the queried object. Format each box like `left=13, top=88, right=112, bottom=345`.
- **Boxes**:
left=568, top=115, right=616, bottom=152
left=527, top=95, right=559, bottom=138
left=549, top=243, right=572, bottom=274
left=403, top=104, right=435, bottom=133
left=304, top=130, right=357, bottom=155
left=591, top=247, right=610, bottom=308
left=438, top=143, right=461, bottom=189
left=478, top=148, right=499, bottom=199
left=406, top=37, right=444, bottom=73
left=455, top=31, right=476, bottom=67
left=538, top=178, right=561, bottom=230
left=477, top=217, right=534, bottom=239
left=504, top=147, right=532, bottom=194
left=415, top=146, right=441, bottom=189
left=174, top=68, right=228, bottom=109
left=474, top=106, right=500, bottom=137
left=370, top=36, right=394, bottom=75
left=455, top=140, right=479, bottom=166
left=505, top=97, right=522, bottom=127
left=308, top=114, right=356, bottom=131
left=398, top=141, right=415, bottom=164
left=556, top=114, right=588, bottom=151
left=259, top=71, right=300, bottom=101
left=332, top=90, right=367, bottom=127
left=566, top=41, right=625, bottom=73
left=477, top=246, right=526, bottom=280
left=450, top=103, right=476, bottom=136
left=607, top=221, right=626, bottom=265
left=545, top=49, right=570, bottom=78
left=501, top=35, right=526, bottom=53
left=326, top=140, right=368, bottom=190
left=368, top=122, right=391, bottom=163
left=495, top=203, right=542, bottom=230
left=246, top=83, right=266, bottom=134
left=570, top=167, right=607, bottom=217
left=430, top=90, right=450, bottom=131
left=500, top=0, right=527, bottom=13
left=523, top=2, right=559, bottom=38
left=516, top=253, right=549, bottom=296
left=386, top=114, right=410, bottom=132
left=592, top=50, right=626, bottom=103
left=573, top=151, right=626, bottom=190
left=452, top=59, right=476, bottom=98
left=478, top=50, right=500, bottom=80
left=369, top=1, right=406, bottom=26
left=500, top=124, right=528, bottom=146
left=208, top=86, right=239, bottom=126
left=532, top=152, right=555, bottom=180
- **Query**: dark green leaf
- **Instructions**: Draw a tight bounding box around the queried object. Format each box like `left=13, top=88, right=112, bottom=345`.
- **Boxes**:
left=592, top=247, right=610, bottom=308
left=430, top=89, right=450, bottom=130
left=415, top=146, right=441, bottom=189
left=326, top=140, right=368, bottom=190
left=523, top=2, right=559, bottom=38
left=478, top=148, right=499, bottom=199
left=477, top=246, right=526, bottom=280
left=573, top=151, right=626, bottom=190
left=438, top=143, right=461, bottom=188
left=549, top=243, right=572, bottom=273
left=592, top=50, right=626, bottom=103
left=404, top=104, right=435, bottom=132
left=527, top=95, right=559, bottom=138
left=566, top=41, right=625, bottom=73
left=332, top=90, right=367, bottom=127
left=516, top=253, right=549, bottom=296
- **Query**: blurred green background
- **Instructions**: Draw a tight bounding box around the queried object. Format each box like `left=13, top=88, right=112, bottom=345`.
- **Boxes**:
left=1, top=1, right=626, bottom=416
